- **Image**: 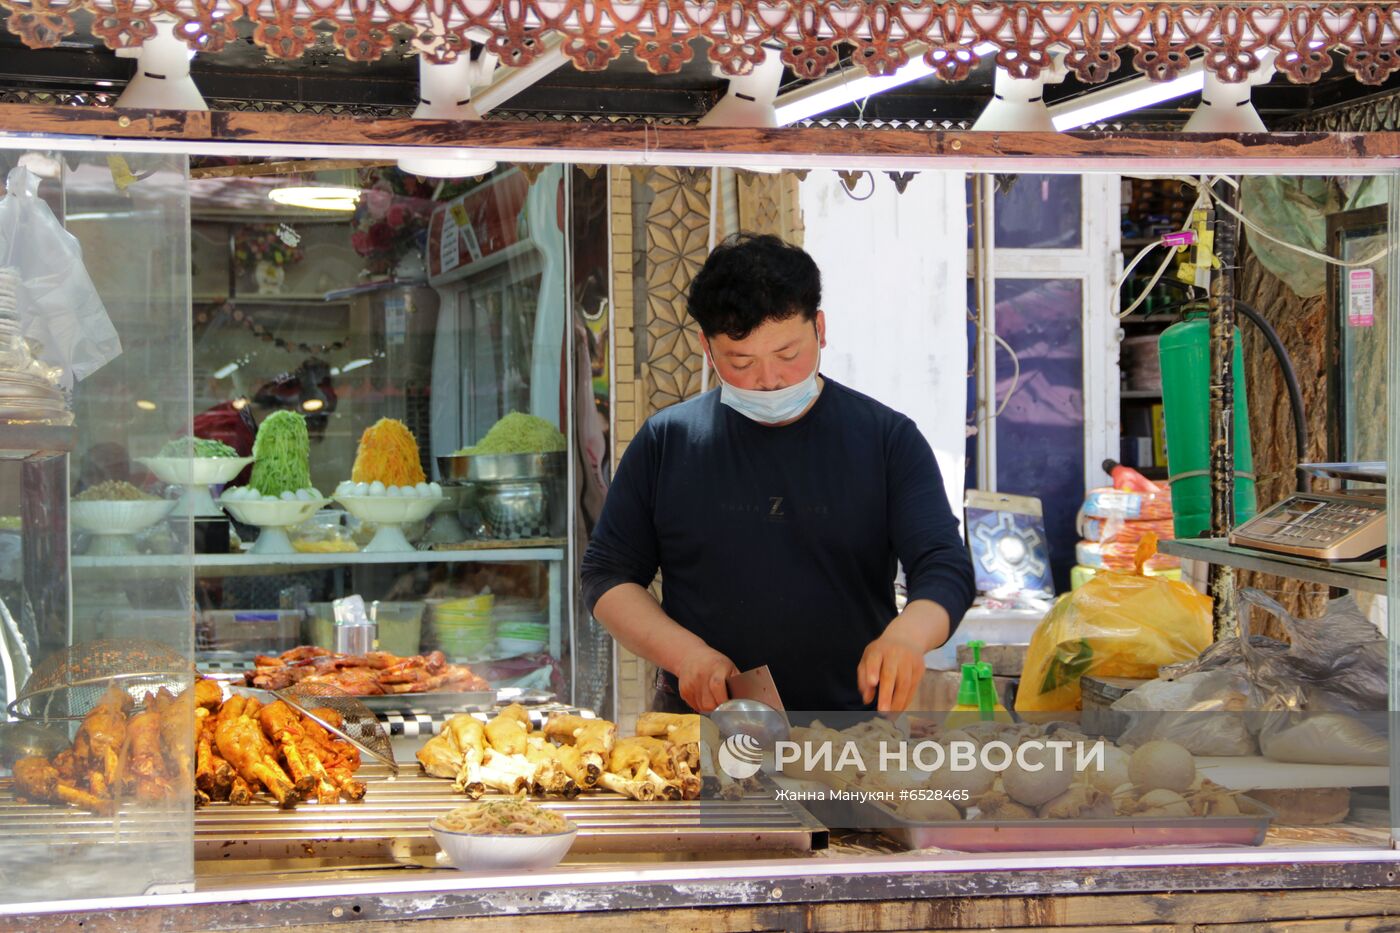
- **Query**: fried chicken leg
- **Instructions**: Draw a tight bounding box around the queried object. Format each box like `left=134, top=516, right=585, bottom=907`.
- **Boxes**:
left=14, top=756, right=111, bottom=814
left=214, top=695, right=307, bottom=808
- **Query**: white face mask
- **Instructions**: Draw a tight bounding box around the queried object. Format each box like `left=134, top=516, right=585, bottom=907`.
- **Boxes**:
left=713, top=350, right=822, bottom=425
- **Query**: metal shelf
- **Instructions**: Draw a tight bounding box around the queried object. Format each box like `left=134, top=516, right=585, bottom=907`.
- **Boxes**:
left=72, top=546, right=564, bottom=577
left=1159, top=537, right=1387, bottom=595
left=1120, top=389, right=1163, bottom=399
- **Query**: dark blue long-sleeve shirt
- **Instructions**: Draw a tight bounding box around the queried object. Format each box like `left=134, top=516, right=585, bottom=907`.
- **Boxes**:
left=580, top=377, right=975, bottom=711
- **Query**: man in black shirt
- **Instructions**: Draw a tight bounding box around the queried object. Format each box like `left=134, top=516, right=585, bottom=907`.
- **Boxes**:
left=580, top=234, right=974, bottom=713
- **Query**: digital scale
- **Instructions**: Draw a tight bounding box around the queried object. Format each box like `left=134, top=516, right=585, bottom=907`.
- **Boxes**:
left=1228, top=462, right=1386, bottom=562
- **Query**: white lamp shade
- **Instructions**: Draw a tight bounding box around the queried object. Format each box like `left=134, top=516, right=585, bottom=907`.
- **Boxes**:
left=115, top=17, right=206, bottom=111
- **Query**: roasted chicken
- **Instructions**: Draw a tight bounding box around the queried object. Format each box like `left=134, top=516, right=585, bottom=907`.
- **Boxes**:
left=14, top=756, right=111, bottom=814
left=214, top=694, right=311, bottom=809
left=71, top=685, right=131, bottom=798
left=247, top=647, right=488, bottom=696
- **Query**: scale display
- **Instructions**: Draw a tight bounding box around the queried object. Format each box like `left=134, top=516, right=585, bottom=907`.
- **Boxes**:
left=1229, top=492, right=1385, bottom=562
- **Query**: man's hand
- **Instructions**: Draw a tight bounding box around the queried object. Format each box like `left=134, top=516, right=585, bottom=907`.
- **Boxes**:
left=677, top=648, right=740, bottom=713
left=858, top=601, right=950, bottom=712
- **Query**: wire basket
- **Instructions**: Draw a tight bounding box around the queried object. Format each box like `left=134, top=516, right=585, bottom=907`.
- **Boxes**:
left=10, top=638, right=192, bottom=721
left=274, top=681, right=398, bottom=774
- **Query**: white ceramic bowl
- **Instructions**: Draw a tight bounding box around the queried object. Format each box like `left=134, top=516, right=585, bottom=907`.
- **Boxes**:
left=430, top=824, right=578, bottom=872
left=496, top=636, right=548, bottom=657
left=70, top=498, right=177, bottom=536
left=219, top=495, right=328, bottom=528
left=335, top=494, right=442, bottom=525
left=139, top=455, right=253, bottom=487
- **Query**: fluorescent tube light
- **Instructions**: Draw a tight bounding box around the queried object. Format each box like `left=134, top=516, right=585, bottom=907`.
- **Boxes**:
left=774, top=42, right=1000, bottom=125
left=268, top=186, right=361, bottom=211
left=1049, top=62, right=1205, bottom=131
left=213, top=362, right=240, bottom=379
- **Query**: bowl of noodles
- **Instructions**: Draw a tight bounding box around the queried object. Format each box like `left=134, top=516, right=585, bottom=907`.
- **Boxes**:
left=430, top=800, right=578, bottom=871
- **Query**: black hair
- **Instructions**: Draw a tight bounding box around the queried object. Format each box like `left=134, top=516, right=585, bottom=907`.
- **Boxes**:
left=686, top=233, right=821, bottom=340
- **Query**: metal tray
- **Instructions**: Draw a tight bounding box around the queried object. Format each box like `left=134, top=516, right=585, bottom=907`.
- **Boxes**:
left=354, top=690, right=498, bottom=713
left=806, top=796, right=1274, bottom=853
left=437, top=451, right=566, bottom=483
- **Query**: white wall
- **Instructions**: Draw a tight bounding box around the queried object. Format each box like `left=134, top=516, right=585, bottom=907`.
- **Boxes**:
left=800, top=170, right=968, bottom=517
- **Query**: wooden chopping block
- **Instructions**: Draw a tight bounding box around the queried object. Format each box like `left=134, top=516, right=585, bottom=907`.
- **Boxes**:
left=954, top=642, right=1027, bottom=676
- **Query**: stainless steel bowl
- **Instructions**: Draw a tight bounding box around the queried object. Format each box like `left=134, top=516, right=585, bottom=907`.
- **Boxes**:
left=476, top=480, right=550, bottom=539
left=437, top=451, right=566, bottom=483
left=713, top=698, right=791, bottom=745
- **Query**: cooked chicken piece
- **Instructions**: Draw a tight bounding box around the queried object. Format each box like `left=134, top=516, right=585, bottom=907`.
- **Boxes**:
left=229, top=774, right=255, bottom=806
left=637, top=712, right=700, bottom=746
left=615, top=737, right=686, bottom=799
left=698, top=715, right=739, bottom=799
left=521, top=736, right=580, bottom=797
left=125, top=708, right=174, bottom=801
left=478, top=748, right=532, bottom=794
left=214, top=694, right=307, bottom=808
left=445, top=715, right=487, bottom=797
left=153, top=687, right=194, bottom=786
left=73, top=686, right=131, bottom=797
left=485, top=705, right=531, bottom=755
left=603, top=742, right=662, bottom=800
left=193, top=678, right=224, bottom=711
left=544, top=714, right=615, bottom=787
left=195, top=708, right=235, bottom=801
left=416, top=729, right=463, bottom=780
left=259, top=700, right=343, bottom=804
left=297, top=707, right=366, bottom=800
left=13, top=756, right=111, bottom=813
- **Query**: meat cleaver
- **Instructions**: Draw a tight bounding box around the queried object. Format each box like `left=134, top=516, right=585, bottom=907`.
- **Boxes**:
left=726, top=665, right=785, bottom=711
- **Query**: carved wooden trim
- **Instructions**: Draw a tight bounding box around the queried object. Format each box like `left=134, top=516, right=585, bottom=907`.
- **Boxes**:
left=6, top=1, right=1400, bottom=87
left=4, top=104, right=1400, bottom=171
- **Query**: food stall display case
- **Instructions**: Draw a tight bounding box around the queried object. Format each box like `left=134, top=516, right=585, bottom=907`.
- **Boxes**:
left=0, top=103, right=1397, bottom=928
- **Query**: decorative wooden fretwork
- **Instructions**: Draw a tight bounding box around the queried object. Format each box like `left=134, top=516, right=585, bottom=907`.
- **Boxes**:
left=7, top=2, right=1400, bottom=87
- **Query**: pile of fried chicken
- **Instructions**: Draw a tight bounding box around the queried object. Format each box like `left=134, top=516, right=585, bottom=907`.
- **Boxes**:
left=416, top=706, right=741, bottom=801
left=12, top=679, right=366, bottom=813
left=246, top=646, right=490, bottom=696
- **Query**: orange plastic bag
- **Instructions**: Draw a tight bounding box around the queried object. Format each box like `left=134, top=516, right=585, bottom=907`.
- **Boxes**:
left=1015, top=535, right=1212, bottom=713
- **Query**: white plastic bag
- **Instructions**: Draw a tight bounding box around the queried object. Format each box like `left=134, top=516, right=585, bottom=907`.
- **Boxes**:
left=0, top=165, right=121, bottom=385
left=1113, top=670, right=1257, bottom=756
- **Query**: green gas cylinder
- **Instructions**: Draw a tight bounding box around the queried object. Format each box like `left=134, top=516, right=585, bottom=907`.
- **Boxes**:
left=1158, top=312, right=1257, bottom=539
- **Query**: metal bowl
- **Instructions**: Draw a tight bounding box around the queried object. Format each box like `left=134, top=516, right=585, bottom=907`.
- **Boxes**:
left=476, top=480, right=550, bottom=539
left=713, top=698, right=791, bottom=745
left=437, top=451, right=566, bottom=483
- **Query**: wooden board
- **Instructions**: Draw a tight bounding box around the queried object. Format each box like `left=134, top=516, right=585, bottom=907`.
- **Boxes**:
left=1195, top=755, right=1388, bottom=790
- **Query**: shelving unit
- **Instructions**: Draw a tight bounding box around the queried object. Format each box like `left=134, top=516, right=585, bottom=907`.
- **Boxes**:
left=1159, top=537, right=1387, bottom=595
left=72, top=545, right=564, bottom=572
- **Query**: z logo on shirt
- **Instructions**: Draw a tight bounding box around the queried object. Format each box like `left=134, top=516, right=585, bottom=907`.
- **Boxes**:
left=768, top=497, right=786, bottom=519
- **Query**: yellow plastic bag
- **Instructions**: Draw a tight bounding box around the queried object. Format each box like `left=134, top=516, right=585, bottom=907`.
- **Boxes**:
left=1015, top=535, right=1212, bottom=713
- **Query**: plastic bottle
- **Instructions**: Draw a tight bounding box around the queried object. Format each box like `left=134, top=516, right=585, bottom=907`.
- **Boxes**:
left=1158, top=312, right=1257, bottom=539
left=1102, top=459, right=1164, bottom=495
left=943, top=658, right=984, bottom=729
left=970, top=641, right=1012, bottom=722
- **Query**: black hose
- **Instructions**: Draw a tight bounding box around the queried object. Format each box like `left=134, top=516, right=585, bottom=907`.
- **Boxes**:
left=1233, top=299, right=1310, bottom=493
left=1129, top=296, right=1309, bottom=492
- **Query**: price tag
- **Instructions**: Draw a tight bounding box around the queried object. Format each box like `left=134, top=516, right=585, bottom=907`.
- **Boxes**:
left=461, top=219, right=483, bottom=262
left=1349, top=268, right=1374, bottom=327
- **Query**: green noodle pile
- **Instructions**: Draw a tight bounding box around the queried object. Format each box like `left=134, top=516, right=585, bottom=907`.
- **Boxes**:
left=248, top=411, right=312, bottom=495
left=453, top=412, right=565, bottom=456
left=159, top=436, right=240, bottom=458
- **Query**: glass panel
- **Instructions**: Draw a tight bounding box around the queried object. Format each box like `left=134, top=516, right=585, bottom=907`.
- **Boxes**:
left=0, top=151, right=195, bottom=902
left=994, top=174, right=1083, bottom=249
left=994, top=277, right=1084, bottom=592
left=1339, top=216, right=1388, bottom=463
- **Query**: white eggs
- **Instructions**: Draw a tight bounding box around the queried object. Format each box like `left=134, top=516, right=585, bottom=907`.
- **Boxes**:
left=280, top=490, right=296, bottom=501
left=386, top=485, right=404, bottom=497
left=295, top=489, right=312, bottom=501
left=369, top=481, right=386, bottom=496
left=429, top=482, right=442, bottom=497
left=353, top=482, right=370, bottom=496
left=415, top=482, right=431, bottom=497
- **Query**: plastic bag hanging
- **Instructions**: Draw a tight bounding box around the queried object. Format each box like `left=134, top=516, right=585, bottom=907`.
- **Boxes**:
left=0, top=165, right=122, bottom=388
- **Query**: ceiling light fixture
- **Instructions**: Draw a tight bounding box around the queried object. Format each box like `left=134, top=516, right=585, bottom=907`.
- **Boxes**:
left=1182, top=52, right=1276, bottom=132
left=972, top=51, right=1069, bottom=131
left=301, top=398, right=325, bottom=412
left=268, top=186, right=361, bottom=211
left=231, top=397, right=249, bottom=410
left=774, top=42, right=1000, bottom=126
left=700, top=54, right=784, bottom=128
left=1049, top=61, right=1204, bottom=132
left=339, top=357, right=374, bottom=373
left=398, top=54, right=500, bottom=180
left=115, top=15, right=206, bottom=111
left=213, top=362, right=240, bottom=379
left=136, top=399, right=157, bottom=411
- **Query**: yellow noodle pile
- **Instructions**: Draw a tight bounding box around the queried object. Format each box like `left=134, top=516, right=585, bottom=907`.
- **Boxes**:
left=351, top=418, right=426, bottom=486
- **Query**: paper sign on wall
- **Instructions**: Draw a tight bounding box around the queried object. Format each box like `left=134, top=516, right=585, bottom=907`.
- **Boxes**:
left=1349, top=268, right=1375, bottom=327
left=439, top=219, right=460, bottom=275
